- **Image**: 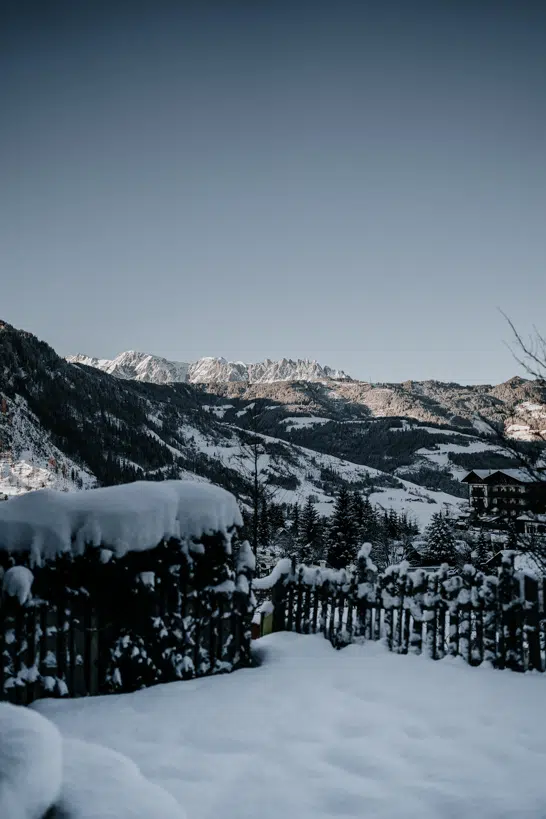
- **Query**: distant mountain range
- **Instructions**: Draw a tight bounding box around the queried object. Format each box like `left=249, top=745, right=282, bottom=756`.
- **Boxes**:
left=68, top=348, right=546, bottom=441
left=1, top=320, right=545, bottom=529
left=67, top=351, right=350, bottom=385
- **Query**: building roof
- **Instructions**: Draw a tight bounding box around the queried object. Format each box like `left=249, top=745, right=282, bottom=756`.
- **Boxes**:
left=461, top=468, right=538, bottom=484
left=517, top=512, right=546, bottom=523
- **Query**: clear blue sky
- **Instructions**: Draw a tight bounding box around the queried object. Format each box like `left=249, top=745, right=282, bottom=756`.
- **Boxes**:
left=1, top=1, right=545, bottom=384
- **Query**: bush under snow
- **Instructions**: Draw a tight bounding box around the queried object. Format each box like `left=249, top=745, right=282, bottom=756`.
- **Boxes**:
left=0, top=480, right=242, bottom=564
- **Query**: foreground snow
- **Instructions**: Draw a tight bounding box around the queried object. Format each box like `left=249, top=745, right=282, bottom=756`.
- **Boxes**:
left=31, top=633, right=546, bottom=818
left=0, top=703, right=63, bottom=819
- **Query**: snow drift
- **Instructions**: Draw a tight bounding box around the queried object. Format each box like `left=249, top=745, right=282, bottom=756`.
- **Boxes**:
left=0, top=703, right=63, bottom=819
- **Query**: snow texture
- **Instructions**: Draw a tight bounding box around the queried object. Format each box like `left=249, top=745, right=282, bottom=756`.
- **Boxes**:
left=2, top=566, right=34, bottom=604
left=54, top=738, right=187, bottom=818
left=0, top=703, right=63, bottom=819
left=0, top=480, right=242, bottom=564
left=253, top=557, right=292, bottom=590
left=34, top=632, right=546, bottom=819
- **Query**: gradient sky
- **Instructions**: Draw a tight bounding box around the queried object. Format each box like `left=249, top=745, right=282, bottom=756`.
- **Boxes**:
left=1, top=1, right=545, bottom=384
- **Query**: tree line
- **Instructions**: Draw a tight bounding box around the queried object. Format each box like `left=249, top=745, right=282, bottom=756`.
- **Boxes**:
left=243, top=486, right=503, bottom=576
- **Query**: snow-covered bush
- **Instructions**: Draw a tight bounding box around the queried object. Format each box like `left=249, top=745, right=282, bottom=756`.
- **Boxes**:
left=0, top=481, right=255, bottom=702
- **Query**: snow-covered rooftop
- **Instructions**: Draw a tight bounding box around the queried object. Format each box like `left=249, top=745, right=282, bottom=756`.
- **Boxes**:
left=461, top=468, right=538, bottom=483
left=517, top=512, right=546, bottom=523
left=0, top=480, right=243, bottom=564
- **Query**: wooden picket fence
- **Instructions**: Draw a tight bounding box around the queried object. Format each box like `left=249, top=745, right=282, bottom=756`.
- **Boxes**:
left=254, top=551, right=546, bottom=672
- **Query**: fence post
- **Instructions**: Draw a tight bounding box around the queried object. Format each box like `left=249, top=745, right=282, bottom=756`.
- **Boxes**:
left=498, top=551, right=524, bottom=672
left=87, top=607, right=100, bottom=695
left=408, top=570, right=426, bottom=655
left=435, top=565, right=449, bottom=660
left=458, top=565, right=475, bottom=666
left=471, top=571, right=485, bottom=667
left=445, top=575, right=462, bottom=658
left=523, top=574, right=542, bottom=672
left=271, top=578, right=288, bottom=634
left=328, top=577, right=337, bottom=644
left=395, top=564, right=408, bottom=654
left=311, top=569, right=321, bottom=634
left=346, top=569, right=358, bottom=643
left=295, top=566, right=304, bottom=633
left=356, top=544, right=377, bottom=641
left=320, top=579, right=330, bottom=637
left=233, top=540, right=255, bottom=669
left=382, top=566, right=397, bottom=652
left=424, top=572, right=439, bottom=660
left=482, top=572, right=498, bottom=666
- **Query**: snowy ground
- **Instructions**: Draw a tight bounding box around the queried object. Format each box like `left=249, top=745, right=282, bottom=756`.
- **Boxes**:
left=34, top=633, right=546, bottom=819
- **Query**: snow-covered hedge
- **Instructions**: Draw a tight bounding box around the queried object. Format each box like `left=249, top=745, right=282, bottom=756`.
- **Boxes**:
left=0, top=480, right=243, bottom=565
left=0, top=481, right=256, bottom=704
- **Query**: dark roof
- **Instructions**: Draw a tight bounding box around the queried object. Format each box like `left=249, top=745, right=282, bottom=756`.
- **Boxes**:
left=461, top=469, right=537, bottom=484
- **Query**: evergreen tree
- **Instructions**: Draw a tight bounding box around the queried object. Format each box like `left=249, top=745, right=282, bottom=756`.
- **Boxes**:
left=291, top=504, right=300, bottom=541
left=472, top=529, right=491, bottom=569
left=350, top=490, right=365, bottom=544
left=327, top=487, right=358, bottom=569
left=422, top=512, right=456, bottom=565
left=272, top=526, right=296, bottom=560
left=298, top=496, right=321, bottom=564
left=361, top=495, right=381, bottom=543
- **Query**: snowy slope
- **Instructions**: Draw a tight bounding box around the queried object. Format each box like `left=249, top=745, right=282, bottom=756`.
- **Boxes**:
left=0, top=394, right=95, bottom=499
left=184, top=423, right=463, bottom=526
left=34, top=632, right=546, bottom=819
left=506, top=401, right=546, bottom=441
left=68, top=352, right=350, bottom=384
left=403, top=438, right=507, bottom=481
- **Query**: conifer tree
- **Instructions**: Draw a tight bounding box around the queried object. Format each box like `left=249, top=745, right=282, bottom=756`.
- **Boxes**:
left=350, top=490, right=365, bottom=543
left=472, top=529, right=490, bottom=569
left=422, top=512, right=456, bottom=565
left=272, top=526, right=296, bottom=559
left=298, top=496, right=321, bottom=564
left=291, top=504, right=300, bottom=541
left=327, top=486, right=358, bottom=569
left=361, top=495, right=381, bottom=543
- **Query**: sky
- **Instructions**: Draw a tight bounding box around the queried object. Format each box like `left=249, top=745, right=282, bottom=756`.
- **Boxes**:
left=1, top=0, right=545, bottom=384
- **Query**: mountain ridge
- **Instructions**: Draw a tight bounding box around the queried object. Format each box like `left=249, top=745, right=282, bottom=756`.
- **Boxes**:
left=67, top=351, right=351, bottom=385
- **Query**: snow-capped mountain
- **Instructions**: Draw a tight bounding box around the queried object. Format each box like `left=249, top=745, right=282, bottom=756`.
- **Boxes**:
left=67, top=351, right=190, bottom=385
left=67, top=352, right=350, bottom=384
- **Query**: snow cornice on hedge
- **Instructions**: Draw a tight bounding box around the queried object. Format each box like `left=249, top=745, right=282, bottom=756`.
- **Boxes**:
left=0, top=480, right=243, bottom=565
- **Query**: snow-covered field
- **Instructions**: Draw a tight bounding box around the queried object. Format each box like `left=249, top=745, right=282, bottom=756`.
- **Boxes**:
left=31, top=633, right=546, bottom=819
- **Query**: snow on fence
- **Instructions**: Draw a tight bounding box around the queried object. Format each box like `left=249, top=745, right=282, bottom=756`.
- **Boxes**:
left=254, top=546, right=546, bottom=672
left=0, top=481, right=255, bottom=704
